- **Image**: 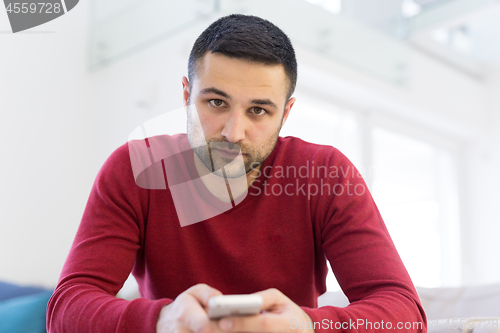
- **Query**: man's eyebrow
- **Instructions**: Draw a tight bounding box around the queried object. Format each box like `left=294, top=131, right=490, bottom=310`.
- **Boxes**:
left=199, top=88, right=278, bottom=110
left=251, top=99, right=278, bottom=110
left=199, top=87, right=230, bottom=99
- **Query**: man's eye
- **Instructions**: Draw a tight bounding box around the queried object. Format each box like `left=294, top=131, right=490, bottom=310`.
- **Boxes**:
left=251, top=107, right=267, bottom=115
left=209, top=99, right=224, bottom=107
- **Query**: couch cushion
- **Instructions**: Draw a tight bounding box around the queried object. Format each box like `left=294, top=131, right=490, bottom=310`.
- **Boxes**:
left=0, top=281, right=48, bottom=302
left=0, top=290, right=53, bottom=333
left=417, top=284, right=500, bottom=321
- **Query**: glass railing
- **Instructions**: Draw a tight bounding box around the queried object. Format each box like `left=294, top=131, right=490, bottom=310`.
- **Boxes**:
left=89, top=0, right=494, bottom=84
left=88, top=0, right=218, bottom=69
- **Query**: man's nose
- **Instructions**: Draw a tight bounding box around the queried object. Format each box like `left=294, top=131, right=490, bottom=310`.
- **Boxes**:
left=221, top=110, right=246, bottom=143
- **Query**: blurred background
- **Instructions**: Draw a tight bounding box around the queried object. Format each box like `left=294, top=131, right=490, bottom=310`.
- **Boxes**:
left=1, top=0, right=499, bottom=293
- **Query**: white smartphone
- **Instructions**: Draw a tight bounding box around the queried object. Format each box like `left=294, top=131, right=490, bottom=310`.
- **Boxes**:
left=208, top=294, right=263, bottom=319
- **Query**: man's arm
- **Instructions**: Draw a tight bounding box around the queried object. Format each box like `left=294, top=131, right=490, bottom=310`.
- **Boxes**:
left=46, top=144, right=172, bottom=333
left=299, top=151, right=427, bottom=332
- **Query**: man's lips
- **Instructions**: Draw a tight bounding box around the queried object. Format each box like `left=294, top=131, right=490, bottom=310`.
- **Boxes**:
left=214, top=148, right=245, bottom=157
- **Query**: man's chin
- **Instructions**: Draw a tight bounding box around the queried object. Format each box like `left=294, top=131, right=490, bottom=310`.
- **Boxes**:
left=217, top=166, right=248, bottom=179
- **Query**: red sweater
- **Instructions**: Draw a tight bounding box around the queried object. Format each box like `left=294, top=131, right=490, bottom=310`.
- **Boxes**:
left=47, top=134, right=426, bottom=332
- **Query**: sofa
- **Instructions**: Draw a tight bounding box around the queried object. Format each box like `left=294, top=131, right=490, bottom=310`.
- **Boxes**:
left=318, top=283, right=500, bottom=332
left=2, top=277, right=499, bottom=332
left=0, top=280, right=53, bottom=333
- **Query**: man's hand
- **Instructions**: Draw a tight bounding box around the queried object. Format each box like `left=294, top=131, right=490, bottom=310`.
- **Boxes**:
left=156, top=283, right=226, bottom=333
left=216, top=288, right=315, bottom=333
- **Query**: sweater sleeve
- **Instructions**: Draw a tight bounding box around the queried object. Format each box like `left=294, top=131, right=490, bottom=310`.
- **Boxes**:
left=46, top=144, right=173, bottom=333
left=302, top=150, right=427, bottom=332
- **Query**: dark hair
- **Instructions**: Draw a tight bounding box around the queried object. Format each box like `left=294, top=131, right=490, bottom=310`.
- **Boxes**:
left=188, top=14, right=297, bottom=100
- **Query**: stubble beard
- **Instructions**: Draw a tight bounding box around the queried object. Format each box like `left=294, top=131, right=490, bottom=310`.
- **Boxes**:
left=190, top=126, right=280, bottom=179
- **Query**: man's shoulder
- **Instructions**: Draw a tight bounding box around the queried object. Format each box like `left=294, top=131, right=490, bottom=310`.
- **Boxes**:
left=100, top=134, right=189, bottom=185
left=277, top=135, right=335, bottom=150
left=275, top=136, right=346, bottom=163
left=109, top=133, right=189, bottom=162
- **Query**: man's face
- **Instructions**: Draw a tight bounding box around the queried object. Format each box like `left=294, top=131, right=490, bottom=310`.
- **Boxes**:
left=183, top=52, right=295, bottom=178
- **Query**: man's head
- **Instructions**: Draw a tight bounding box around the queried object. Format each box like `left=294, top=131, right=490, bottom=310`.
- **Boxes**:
left=188, top=14, right=297, bottom=100
left=183, top=14, right=297, bottom=178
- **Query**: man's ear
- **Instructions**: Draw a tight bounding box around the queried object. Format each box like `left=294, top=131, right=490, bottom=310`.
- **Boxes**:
left=182, top=76, right=190, bottom=108
left=281, top=97, right=295, bottom=129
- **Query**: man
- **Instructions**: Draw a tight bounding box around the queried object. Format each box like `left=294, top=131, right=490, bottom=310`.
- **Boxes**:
left=47, top=14, right=426, bottom=333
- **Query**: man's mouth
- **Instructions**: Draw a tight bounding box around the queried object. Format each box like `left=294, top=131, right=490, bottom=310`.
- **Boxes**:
left=215, top=148, right=244, bottom=157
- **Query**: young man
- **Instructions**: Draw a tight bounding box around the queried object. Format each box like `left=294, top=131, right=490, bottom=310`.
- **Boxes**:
left=47, top=14, right=426, bottom=333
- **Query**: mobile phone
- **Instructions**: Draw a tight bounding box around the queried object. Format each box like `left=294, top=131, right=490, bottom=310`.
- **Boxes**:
left=208, top=294, right=263, bottom=319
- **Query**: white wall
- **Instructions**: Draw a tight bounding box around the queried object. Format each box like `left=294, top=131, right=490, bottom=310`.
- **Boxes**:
left=0, top=2, right=96, bottom=287
left=1, top=2, right=499, bottom=288
left=462, top=70, right=500, bottom=285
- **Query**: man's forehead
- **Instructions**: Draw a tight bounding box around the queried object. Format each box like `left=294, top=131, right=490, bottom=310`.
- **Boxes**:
left=193, top=52, right=289, bottom=102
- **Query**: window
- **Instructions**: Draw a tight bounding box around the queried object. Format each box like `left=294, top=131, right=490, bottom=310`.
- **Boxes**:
left=280, top=93, right=362, bottom=168
left=371, top=127, right=461, bottom=287
left=281, top=93, right=461, bottom=289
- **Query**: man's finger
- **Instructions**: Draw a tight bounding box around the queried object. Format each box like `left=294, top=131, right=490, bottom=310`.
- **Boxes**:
left=185, top=283, right=223, bottom=308
left=252, top=288, right=287, bottom=311
left=182, top=292, right=224, bottom=333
